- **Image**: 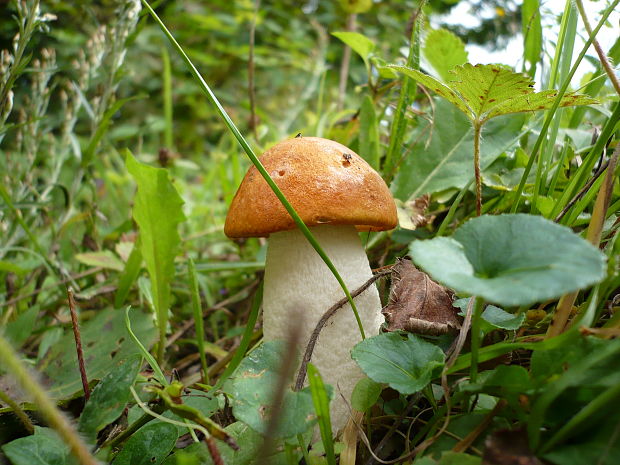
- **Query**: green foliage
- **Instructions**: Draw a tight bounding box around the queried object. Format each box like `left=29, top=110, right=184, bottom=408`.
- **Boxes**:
left=2, top=427, right=77, bottom=465
left=390, top=99, right=524, bottom=201
left=1, top=0, right=619, bottom=463
left=422, top=29, right=469, bottom=82
left=126, top=150, right=186, bottom=362
left=411, top=214, right=606, bottom=306
left=307, top=364, right=335, bottom=465
left=112, top=422, right=178, bottom=465
left=78, top=355, right=142, bottom=440
left=352, top=332, right=445, bottom=394
left=227, top=341, right=319, bottom=438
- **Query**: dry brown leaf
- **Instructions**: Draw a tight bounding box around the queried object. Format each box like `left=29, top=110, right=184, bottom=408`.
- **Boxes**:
left=383, top=259, right=460, bottom=335
left=482, top=429, right=544, bottom=465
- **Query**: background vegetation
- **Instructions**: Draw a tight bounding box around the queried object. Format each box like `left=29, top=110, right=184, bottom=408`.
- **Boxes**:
left=0, top=0, right=619, bottom=464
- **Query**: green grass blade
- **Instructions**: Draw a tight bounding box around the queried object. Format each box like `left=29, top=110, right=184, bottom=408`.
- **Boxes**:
left=307, top=363, right=336, bottom=465
left=188, top=259, right=208, bottom=384
left=383, top=3, right=423, bottom=180
left=212, top=283, right=263, bottom=391
left=509, top=0, right=619, bottom=213
left=140, top=0, right=365, bottom=339
left=124, top=306, right=167, bottom=386
left=162, top=46, right=173, bottom=149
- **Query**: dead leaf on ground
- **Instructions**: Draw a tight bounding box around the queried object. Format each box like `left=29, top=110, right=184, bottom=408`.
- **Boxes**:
left=383, top=259, right=460, bottom=335
left=396, top=194, right=434, bottom=230
left=482, top=428, right=544, bottom=465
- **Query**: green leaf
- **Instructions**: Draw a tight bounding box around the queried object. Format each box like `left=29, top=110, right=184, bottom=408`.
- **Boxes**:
left=228, top=341, right=318, bottom=438
left=112, top=422, right=178, bottom=465
left=481, top=305, right=525, bottom=331
left=391, top=99, right=524, bottom=201
left=454, top=300, right=525, bottom=332
left=115, top=242, right=143, bottom=308
left=126, top=150, right=186, bottom=361
left=411, top=214, right=606, bottom=307
left=390, top=64, right=597, bottom=123
left=351, top=332, right=445, bottom=395
left=389, top=65, right=470, bottom=115
left=332, top=31, right=375, bottom=69
left=2, top=427, right=77, bottom=465
left=75, top=251, right=124, bottom=271
left=423, top=29, right=468, bottom=82
left=307, top=364, right=335, bottom=465
left=359, top=95, right=380, bottom=170
left=351, top=377, right=382, bottom=412
left=522, top=0, right=542, bottom=67
left=38, top=309, right=155, bottom=400
left=78, top=354, right=142, bottom=440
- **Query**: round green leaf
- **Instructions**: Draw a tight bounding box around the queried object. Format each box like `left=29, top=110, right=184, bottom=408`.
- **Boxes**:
left=351, top=377, right=383, bottom=412
left=351, top=333, right=445, bottom=395
left=410, top=214, right=606, bottom=306
left=112, top=422, right=178, bottom=465
left=228, top=341, right=318, bottom=438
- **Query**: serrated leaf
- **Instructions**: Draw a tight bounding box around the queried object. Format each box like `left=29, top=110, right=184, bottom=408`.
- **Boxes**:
left=112, top=422, right=178, bottom=465
left=332, top=31, right=375, bottom=69
left=410, top=214, right=606, bottom=307
left=423, top=29, right=468, bottom=82
left=389, top=65, right=470, bottom=115
left=351, top=332, right=445, bottom=395
left=78, top=354, right=142, bottom=440
left=126, top=151, right=185, bottom=358
left=485, top=90, right=598, bottom=120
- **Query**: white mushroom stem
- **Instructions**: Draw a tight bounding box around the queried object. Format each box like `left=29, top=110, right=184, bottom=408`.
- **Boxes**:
left=263, top=224, right=384, bottom=434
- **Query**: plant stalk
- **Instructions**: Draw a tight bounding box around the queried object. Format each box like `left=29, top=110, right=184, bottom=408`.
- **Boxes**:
left=0, top=335, right=99, bottom=465
left=0, top=389, right=34, bottom=434
left=473, top=122, right=482, bottom=216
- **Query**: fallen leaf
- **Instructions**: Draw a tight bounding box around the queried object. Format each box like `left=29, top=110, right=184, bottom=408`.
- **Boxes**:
left=383, top=259, right=460, bottom=335
left=482, top=428, right=544, bottom=465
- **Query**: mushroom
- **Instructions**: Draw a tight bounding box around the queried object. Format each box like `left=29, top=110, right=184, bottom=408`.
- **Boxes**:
left=224, top=137, right=397, bottom=433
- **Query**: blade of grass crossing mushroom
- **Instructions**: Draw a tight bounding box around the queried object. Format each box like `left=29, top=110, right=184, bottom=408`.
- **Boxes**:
left=307, top=363, right=336, bottom=465
left=140, top=0, right=366, bottom=339
left=510, top=0, right=619, bottom=213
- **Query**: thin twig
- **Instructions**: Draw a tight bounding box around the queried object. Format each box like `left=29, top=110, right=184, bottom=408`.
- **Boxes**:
left=68, top=287, right=90, bottom=401
left=294, top=269, right=393, bottom=391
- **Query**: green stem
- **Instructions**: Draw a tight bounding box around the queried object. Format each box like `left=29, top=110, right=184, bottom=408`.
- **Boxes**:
left=473, top=122, right=483, bottom=216
left=140, top=0, right=366, bottom=338
left=0, top=335, right=99, bottom=465
left=469, top=297, right=485, bottom=383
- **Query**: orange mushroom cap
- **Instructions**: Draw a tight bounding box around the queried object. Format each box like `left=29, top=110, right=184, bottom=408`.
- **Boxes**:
left=224, top=137, right=398, bottom=238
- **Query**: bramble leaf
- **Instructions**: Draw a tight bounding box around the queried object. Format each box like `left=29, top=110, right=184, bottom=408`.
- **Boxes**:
left=423, top=29, right=468, bottom=82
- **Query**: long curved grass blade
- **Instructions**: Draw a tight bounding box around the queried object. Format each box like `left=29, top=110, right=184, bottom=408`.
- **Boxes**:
left=139, top=0, right=365, bottom=338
